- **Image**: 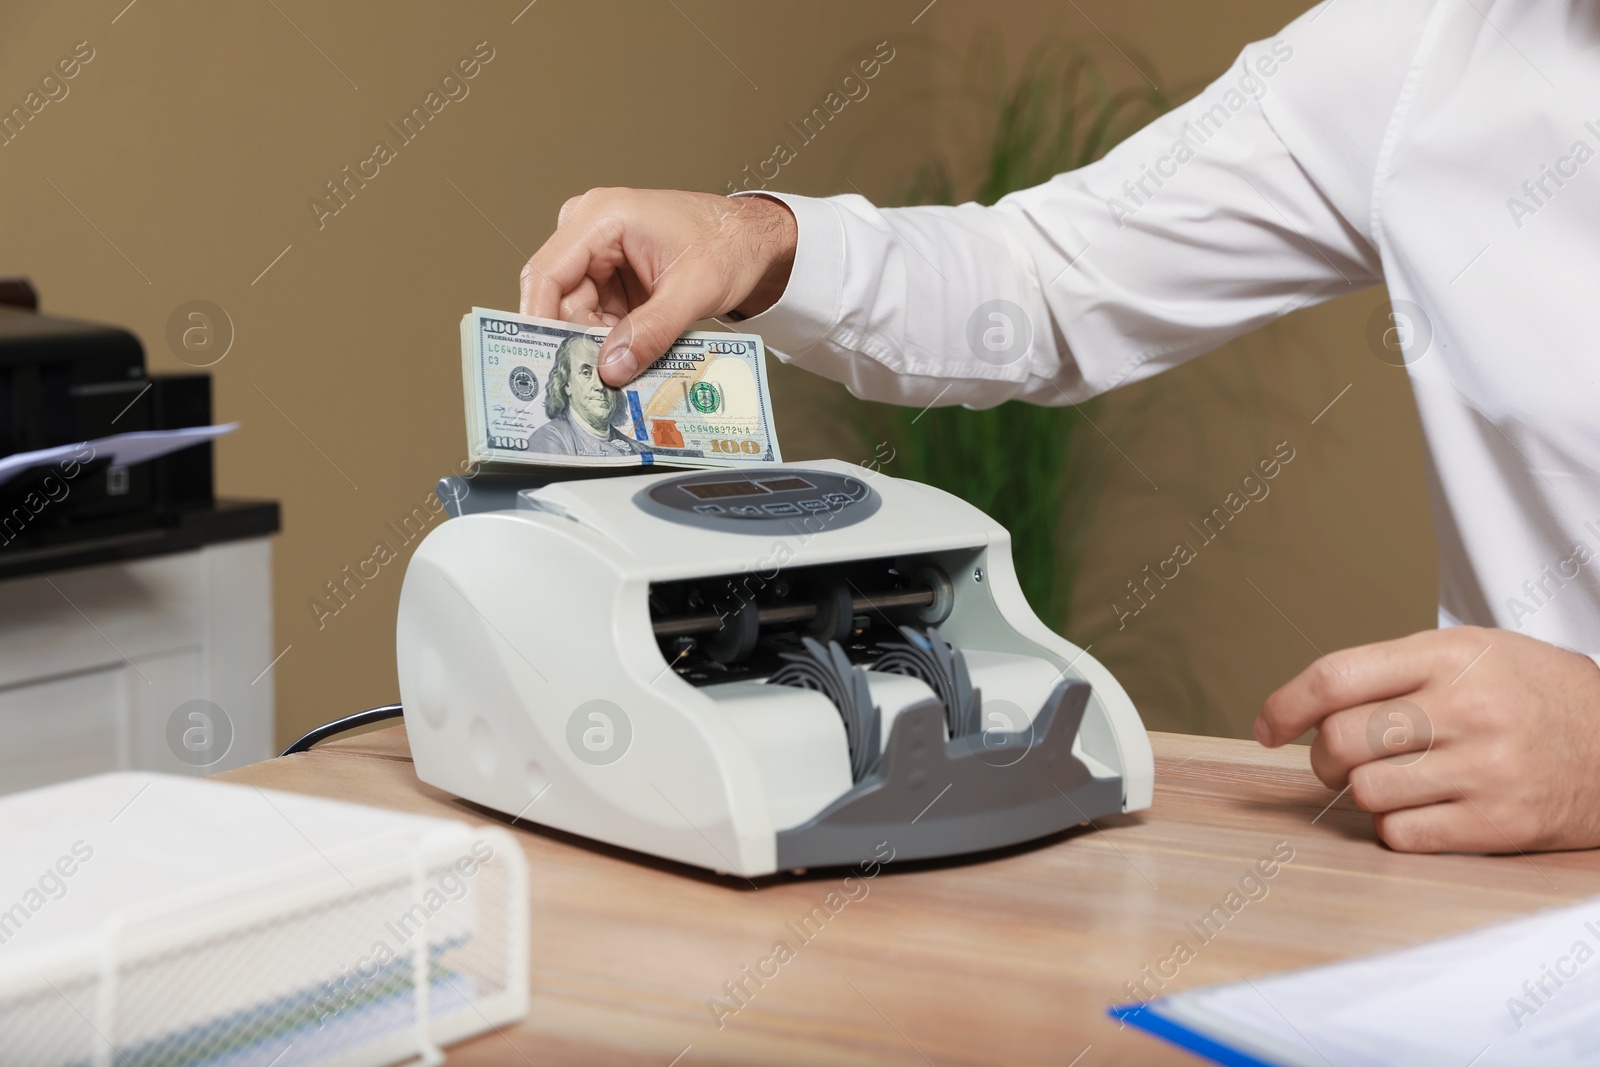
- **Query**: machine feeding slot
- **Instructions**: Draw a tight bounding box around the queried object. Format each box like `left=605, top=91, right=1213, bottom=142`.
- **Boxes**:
left=647, top=555, right=957, bottom=683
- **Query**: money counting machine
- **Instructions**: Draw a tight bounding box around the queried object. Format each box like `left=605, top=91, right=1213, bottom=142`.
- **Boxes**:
left=398, top=461, right=1153, bottom=876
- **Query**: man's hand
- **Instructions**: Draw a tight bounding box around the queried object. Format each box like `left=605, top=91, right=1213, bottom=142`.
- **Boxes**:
left=1255, top=626, right=1600, bottom=853
left=519, top=188, right=797, bottom=386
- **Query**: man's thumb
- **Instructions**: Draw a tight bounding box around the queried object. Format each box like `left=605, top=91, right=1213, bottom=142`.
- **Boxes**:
left=598, top=293, right=696, bottom=386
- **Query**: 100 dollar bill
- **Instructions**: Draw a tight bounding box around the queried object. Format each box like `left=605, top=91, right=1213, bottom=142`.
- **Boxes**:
left=462, top=308, right=783, bottom=468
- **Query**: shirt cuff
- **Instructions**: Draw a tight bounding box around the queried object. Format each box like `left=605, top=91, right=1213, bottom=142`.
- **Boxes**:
left=721, top=191, right=845, bottom=364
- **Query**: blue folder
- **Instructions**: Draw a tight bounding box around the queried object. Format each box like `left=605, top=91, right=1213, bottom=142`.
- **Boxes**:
left=1110, top=1002, right=1284, bottom=1067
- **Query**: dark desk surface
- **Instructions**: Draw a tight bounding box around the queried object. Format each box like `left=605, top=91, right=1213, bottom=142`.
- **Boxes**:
left=221, top=727, right=1600, bottom=1065
left=0, top=498, right=278, bottom=581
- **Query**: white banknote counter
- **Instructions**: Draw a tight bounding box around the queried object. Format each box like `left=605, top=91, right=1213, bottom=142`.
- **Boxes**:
left=398, top=460, right=1153, bottom=876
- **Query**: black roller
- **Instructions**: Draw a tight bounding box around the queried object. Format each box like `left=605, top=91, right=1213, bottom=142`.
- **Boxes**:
left=769, top=637, right=882, bottom=782
left=706, top=597, right=760, bottom=663
left=804, top=580, right=855, bottom=644
left=872, top=626, right=982, bottom=739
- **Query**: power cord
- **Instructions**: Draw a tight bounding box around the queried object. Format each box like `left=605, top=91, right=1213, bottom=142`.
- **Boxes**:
left=279, top=704, right=405, bottom=757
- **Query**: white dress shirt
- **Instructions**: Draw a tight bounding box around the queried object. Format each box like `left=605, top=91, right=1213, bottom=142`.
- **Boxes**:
left=739, top=0, right=1600, bottom=655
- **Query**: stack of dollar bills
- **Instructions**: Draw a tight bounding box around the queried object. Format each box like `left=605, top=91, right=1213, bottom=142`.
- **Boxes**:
left=461, top=308, right=782, bottom=468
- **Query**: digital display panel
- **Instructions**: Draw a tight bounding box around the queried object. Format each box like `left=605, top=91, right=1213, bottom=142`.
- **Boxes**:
left=642, top=467, right=880, bottom=531
left=681, top=479, right=770, bottom=500
left=758, top=476, right=816, bottom=493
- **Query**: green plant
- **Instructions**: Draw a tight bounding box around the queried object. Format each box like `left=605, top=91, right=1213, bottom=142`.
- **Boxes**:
left=900, top=36, right=1170, bottom=208
left=870, top=34, right=1170, bottom=629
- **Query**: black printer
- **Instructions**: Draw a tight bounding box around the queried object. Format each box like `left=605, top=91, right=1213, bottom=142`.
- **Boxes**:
left=0, top=279, right=277, bottom=577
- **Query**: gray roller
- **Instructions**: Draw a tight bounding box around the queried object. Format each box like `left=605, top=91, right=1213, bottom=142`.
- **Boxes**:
left=769, top=637, right=882, bottom=782
left=872, top=626, right=982, bottom=739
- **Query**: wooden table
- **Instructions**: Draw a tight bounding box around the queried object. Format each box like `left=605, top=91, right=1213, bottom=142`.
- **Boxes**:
left=219, top=729, right=1600, bottom=1065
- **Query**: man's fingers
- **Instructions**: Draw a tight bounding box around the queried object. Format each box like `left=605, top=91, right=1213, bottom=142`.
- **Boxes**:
left=518, top=212, right=625, bottom=318
left=1307, top=703, right=1378, bottom=787
left=597, top=283, right=703, bottom=386
left=516, top=187, right=791, bottom=377
left=1256, top=632, right=1449, bottom=746
left=520, top=253, right=574, bottom=318
left=597, top=277, right=631, bottom=324
left=556, top=191, right=589, bottom=228
left=1346, top=753, right=1457, bottom=814
left=1308, top=698, right=1436, bottom=788
left=1373, top=799, right=1528, bottom=854
left=559, top=277, right=605, bottom=325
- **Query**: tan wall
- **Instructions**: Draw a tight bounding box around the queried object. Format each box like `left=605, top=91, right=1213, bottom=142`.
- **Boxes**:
left=0, top=0, right=1435, bottom=747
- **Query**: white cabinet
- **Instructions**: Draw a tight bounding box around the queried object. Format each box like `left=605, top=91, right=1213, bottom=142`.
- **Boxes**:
left=0, top=538, right=274, bottom=793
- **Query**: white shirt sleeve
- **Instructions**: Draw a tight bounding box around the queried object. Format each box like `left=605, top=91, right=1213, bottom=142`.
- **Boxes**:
left=735, top=0, right=1439, bottom=409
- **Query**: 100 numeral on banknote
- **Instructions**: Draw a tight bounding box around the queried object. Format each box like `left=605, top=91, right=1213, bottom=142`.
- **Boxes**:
left=462, top=308, right=782, bottom=468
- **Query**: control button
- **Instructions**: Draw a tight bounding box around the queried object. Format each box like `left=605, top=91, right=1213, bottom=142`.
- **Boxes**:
left=798, top=498, right=830, bottom=512
left=730, top=505, right=764, bottom=517
left=823, top=492, right=852, bottom=506
left=693, top=504, right=725, bottom=515
left=762, top=502, right=803, bottom=516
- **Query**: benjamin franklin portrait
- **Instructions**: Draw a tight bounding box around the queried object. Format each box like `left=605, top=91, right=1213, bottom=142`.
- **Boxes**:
left=524, top=335, right=651, bottom=457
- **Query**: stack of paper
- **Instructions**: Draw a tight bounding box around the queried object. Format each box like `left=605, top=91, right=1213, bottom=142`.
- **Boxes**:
left=1115, top=896, right=1600, bottom=1066
left=0, top=424, right=237, bottom=488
